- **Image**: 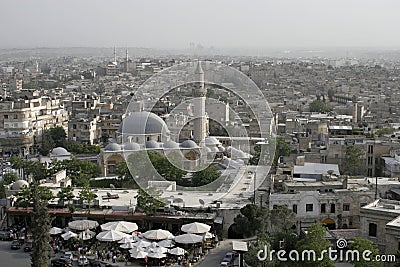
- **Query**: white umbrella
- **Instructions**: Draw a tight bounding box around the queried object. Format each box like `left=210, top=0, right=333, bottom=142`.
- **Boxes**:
left=151, top=246, right=168, bottom=254
left=100, top=221, right=138, bottom=233
left=168, top=247, right=186, bottom=256
left=158, top=239, right=175, bottom=248
left=142, top=229, right=173, bottom=240
left=61, top=231, right=77, bottom=241
left=96, top=230, right=126, bottom=242
left=68, top=220, right=99, bottom=231
left=129, top=247, right=145, bottom=254
left=49, top=227, right=63, bottom=235
left=130, top=250, right=148, bottom=259
left=120, top=242, right=136, bottom=249
left=147, top=252, right=167, bottom=259
left=133, top=240, right=151, bottom=248
left=118, top=236, right=135, bottom=244
left=181, top=222, right=211, bottom=234
left=174, top=233, right=203, bottom=244
left=78, top=230, right=96, bottom=240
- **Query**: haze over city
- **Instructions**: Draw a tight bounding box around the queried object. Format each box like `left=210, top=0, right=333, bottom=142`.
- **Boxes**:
left=1, top=0, right=400, bottom=50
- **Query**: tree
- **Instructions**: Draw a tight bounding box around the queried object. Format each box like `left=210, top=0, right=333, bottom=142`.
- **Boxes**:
left=2, top=173, right=18, bottom=184
left=191, top=165, right=220, bottom=187
left=40, top=130, right=55, bottom=156
left=232, top=204, right=269, bottom=238
left=348, top=238, right=381, bottom=267
left=270, top=205, right=296, bottom=233
left=309, top=99, right=332, bottom=113
left=57, top=186, right=75, bottom=207
left=79, top=185, right=96, bottom=213
left=48, top=127, right=67, bottom=147
left=274, top=137, right=291, bottom=166
left=135, top=188, right=166, bottom=215
left=31, top=184, right=52, bottom=267
left=15, top=186, right=54, bottom=208
left=375, top=128, right=394, bottom=137
left=295, top=223, right=335, bottom=267
left=345, top=145, right=364, bottom=176
left=249, top=144, right=261, bottom=165
left=49, top=158, right=100, bottom=186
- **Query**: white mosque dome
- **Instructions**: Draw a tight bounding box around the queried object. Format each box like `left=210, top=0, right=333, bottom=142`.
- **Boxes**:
left=118, top=111, right=169, bottom=136
left=205, top=137, right=220, bottom=146
left=105, top=143, right=122, bottom=151
left=145, top=140, right=159, bottom=149
left=123, top=142, right=140, bottom=151
left=163, top=140, right=180, bottom=149
left=11, top=180, right=29, bottom=190
left=51, top=147, right=71, bottom=156
left=218, top=146, right=225, bottom=152
left=180, top=140, right=199, bottom=149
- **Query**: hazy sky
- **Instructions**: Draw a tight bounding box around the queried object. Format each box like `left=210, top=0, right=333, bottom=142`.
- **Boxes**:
left=1, top=0, right=400, bottom=49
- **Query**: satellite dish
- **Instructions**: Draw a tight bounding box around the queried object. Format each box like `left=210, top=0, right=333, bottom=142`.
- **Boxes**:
left=199, top=199, right=205, bottom=206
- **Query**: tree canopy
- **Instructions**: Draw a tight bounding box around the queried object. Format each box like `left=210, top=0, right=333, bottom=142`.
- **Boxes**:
left=345, top=145, right=364, bottom=176
left=348, top=238, right=381, bottom=267
left=232, top=204, right=269, bottom=238
left=309, top=99, right=332, bottom=113
left=135, top=187, right=166, bottom=215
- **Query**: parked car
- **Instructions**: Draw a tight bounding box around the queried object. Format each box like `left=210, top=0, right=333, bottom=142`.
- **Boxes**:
left=23, top=240, right=33, bottom=252
left=0, top=231, right=12, bottom=241
left=78, top=255, right=89, bottom=266
left=222, top=252, right=234, bottom=263
left=10, top=240, right=21, bottom=250
left=219, top=262, right=230, bottom=267
left=60, top=251, right=73, bottom=261
left=51, top=258, right=72, bottom=267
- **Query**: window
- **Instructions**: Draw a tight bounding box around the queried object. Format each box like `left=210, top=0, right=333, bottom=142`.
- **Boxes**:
left=73, top=124, right=77, bottom=129
left=306, top=204, right=313, bottom=212
left=368, top=145, right=374, bottom=154
left=367, top=168, right=373, bottom=177
left=4, top=114, right=8, bottom=119
left=368, top=223, right=377, bottom=237
left=292, top=204, right=297, bottom=214
left=343, top=204, right=350, bottom=211
left=321, top=204, right=326, bottom=213
left=13, top=114, right=18, bottom=119
left=335, top=154, right=339, bottom=159
left=331, top=204, right=336, bottom=213
left=367, top=156, right=373, bottom=165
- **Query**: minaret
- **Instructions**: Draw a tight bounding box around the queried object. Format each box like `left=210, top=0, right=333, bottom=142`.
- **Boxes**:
left=113, top=47, right=117, bottom=65
left=352, top=95, right=358, bottom=123
left=125, top=48, right=129, bottom=73
left=192, top=61, right=207, bottom=145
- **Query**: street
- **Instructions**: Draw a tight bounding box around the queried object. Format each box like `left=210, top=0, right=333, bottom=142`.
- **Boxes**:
left=0, top=240, right=31, bottom=266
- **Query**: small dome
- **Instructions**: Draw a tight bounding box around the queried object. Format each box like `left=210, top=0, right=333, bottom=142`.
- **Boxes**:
left=163, top=141, right=180, bottom=149
left=11, top=180, right=29, bottom=190
left=118, top=111, right=169, bottom=136
left=105, top=143, right=121, bottom=151
left=218, top=146, right=225, bottom=152
left=51, top=147, right=70, bottom=156
left=205, top=137, right=220, bottom=146
left=123, top=142, right=140, bottom=151
left=145, top=140, right=159, bottom=149
left=211, top=147, right=219, bottom=153
left=180, top=140, right=199, bottom=149
left=225, top=146, right=232, bottom=153
left=205, top=147, right=212, bottom=153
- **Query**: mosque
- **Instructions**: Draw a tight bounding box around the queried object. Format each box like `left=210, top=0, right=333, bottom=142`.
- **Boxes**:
left=98, top=62, right=251, bottom=181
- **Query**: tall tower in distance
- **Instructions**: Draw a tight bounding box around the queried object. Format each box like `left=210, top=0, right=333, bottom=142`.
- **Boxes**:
left=113, top=47, right=117, bottom=65
left=192, top=61, right=208, bottom=145
left=125, top=48, right=129, bottom=73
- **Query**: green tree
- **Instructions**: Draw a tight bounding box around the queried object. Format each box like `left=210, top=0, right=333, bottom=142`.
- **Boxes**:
left=31, top=184, right=52, bottom=267
left=115, top=161, right=139, bottom=189
left=15, top=186, right=54, bottom=208
left=274, top=137, right=291, bottom=166
left=375, top=128, right=394, bottom=137
left=232, top=204, right=269, bottom=238
left=40, top=130, right=55, bottom=156
left=48, top=127, right=67, bottom=147
left=79, top=185, right=96, bottom=213
left=2, top=173, right=18, bottom=184
left=309, top=99, right=332, bottom=113
left=49, top=158, right=100, bottom=186
left=191, top=165, right=220, bottom=187
left=345, top=145, right=364, bottom=176
left=348, top=238, right=381, bottom=267
left=249, top=144, right=261, bottom=165
left=295, top=223, right=334, bottom=267
left=56, top=186, right=75, bottom=207
left=270, top=205, right=296, bottom=233
left=135, top=187, right=166, bottom=215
